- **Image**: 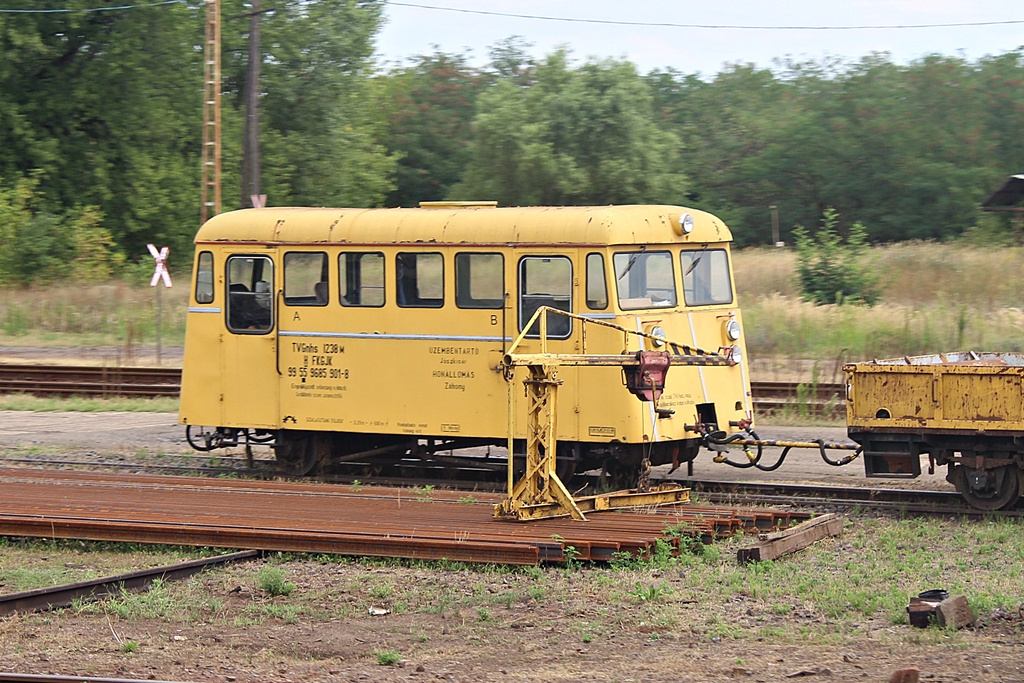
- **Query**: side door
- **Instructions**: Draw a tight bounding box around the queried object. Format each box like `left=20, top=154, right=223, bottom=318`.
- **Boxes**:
left=221, top=253, right=280, bottom=429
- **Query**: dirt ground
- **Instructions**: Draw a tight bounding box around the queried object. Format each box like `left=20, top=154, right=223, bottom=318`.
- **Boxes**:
left=0, top=348, right=1021, bottom=682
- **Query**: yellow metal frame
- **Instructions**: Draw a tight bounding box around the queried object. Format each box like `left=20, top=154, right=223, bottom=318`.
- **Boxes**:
left=494, top=307, right=733, bottom=521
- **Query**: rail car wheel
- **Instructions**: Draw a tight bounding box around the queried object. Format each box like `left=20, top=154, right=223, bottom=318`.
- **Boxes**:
left=950, top=464, right=1022, bottom=510
left=186, top=425, right=221, bottom=451
left=275, top=432, right=327, bottom=476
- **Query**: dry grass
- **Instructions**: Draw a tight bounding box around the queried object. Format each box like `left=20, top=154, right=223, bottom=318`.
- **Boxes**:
left=0, top=283, right=188, bottom=347
left=734, top=243, right=1024, bottom=366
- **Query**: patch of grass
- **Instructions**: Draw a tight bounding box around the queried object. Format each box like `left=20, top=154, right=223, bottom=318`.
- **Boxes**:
left=374, top=649, right=402, bottom=666
left=629, top=582, right=673, bottom=603
left=256, top=567, right=296, bottom=597
left=260, top=603, right=300, bottom=623
left=103, top=579, right=175, bottom=620
left=0, top=282, right=188, bottom=345
left=368, top=581, right=394, bottom=600
left=0, top=394, right=179, bottom=412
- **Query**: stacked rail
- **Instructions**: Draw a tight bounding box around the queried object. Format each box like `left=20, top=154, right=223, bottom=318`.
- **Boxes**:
left=0, top=467, right=808, bottom=565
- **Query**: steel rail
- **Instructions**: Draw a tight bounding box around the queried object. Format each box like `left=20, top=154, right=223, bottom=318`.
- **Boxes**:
left=0, top=467, right=808, bottom=566
left=680, top=479, right=1018, bottom=516
left=0, top=550, right=259, bottom=617
left=0, top=674, right=193, bottom=683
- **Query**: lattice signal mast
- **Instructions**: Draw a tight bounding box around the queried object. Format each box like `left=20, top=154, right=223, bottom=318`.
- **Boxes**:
left=201, top=0, right=222, bottom=225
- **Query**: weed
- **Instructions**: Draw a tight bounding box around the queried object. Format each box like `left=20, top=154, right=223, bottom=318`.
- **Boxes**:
left=375, top=649, right=402, bottom=666
left=261, top=603, right=300, bottom=623
left=458, top=494, right=477, bottom=504
left=412, top=485, right=435, bottom=501
left=120, top=641, right=139, bottom=653
left=629, top=582, right=673, bottom=603
left=477, top=608, right=491, bottom=622
left=369, top=581, right=394, bottom=600
left=256, top=567, right=296, bottom=597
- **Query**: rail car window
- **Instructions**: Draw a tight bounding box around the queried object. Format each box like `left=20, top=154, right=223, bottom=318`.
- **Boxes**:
left=613, top=250, right=677, bottom=310
left=195, top=251, right=214, bottom=304
left=284, top=252, right=329, bottom=306
left=680, top=248, right=733, bottom=305
left=455, top=253, right=504, bottom=309
left=519, top=256, right=572, bottom=338
left=339, top=252, right=384, bottom=307
left=226, top=255, right=274, bottom=333
left=396, top=252, right=443, bottom=308
left=586, top=253, right=608, bottom=309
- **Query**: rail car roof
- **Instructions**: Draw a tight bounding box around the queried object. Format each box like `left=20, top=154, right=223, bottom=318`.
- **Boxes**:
left=193, top=204, right=733, bottom=246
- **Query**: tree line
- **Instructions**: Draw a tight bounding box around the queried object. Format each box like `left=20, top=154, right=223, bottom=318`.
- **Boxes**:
left=1, top=0, right=1022, bottom=285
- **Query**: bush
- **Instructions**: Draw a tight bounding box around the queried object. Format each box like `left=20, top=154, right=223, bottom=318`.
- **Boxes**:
left=792, top=208, right=879, bottom=305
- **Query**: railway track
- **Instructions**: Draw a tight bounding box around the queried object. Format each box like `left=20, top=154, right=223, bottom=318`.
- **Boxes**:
left=0, top=363, right=845, bottom=413
left=1, top=444, right=999, bottom=518
left=680, top=479, right=1014, bottom=517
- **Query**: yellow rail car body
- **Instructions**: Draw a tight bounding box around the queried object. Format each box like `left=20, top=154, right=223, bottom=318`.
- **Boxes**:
left=179, top=203, right=752, bottom=478
left=846, top=352, right=1024, bottom=509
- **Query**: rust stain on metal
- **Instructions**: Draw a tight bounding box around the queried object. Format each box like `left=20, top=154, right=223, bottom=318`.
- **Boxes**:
left=0, top=467, right=807, bottom=566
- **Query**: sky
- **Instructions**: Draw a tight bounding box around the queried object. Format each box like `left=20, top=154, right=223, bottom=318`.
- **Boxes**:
left=373, top=1, right=1024, bottom=76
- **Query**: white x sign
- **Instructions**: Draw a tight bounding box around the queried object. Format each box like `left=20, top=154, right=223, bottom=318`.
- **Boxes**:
left=148, top=244, right=172, bottom=288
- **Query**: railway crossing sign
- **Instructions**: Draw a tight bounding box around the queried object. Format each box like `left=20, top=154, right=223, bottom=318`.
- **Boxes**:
left=148, top=244, right=172, bottom=288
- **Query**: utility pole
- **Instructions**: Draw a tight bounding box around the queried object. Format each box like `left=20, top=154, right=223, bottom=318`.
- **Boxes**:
left=201, top=0, right=222, bottom=224
left=769, top=204, right=781, bottom=247
left=235, top=2, right=272, bottom=208
left=241, top=0, right=263, bottom=208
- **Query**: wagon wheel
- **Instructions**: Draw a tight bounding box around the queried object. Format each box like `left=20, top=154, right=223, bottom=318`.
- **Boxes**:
left=951, top=464, right=1022, bottom=511
left=186, top=425, right=221, bottom=452
left=275, top=433, right=320, bottom=477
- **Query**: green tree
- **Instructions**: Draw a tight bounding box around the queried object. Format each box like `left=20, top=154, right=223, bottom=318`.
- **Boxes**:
left=253, top=0, right=396, bottom=207
left=375, top=50, right=486, bottom=206
left=792, top=208, right=878, bottom=305
left=0, top=0, right=203, bottom=260
left=454, top=51, right=685, bottom=205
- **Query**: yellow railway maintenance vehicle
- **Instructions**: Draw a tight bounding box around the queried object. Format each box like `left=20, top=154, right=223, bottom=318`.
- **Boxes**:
left=846, top=352, right=1024, bottom=510
left=179, top=202, right=753, bottom=493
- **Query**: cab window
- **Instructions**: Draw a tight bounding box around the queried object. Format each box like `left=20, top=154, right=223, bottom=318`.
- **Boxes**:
left=284, top=252, right=329, bottom=306
left=519, top=256, right=572, bottom=338
left=396, top=252, right=443, bottom=308
left=339, top=252, right=384, bottom=307
left=195, top=251, right=214, bottom=304
left=585, top=252, right=608, bottom=309
left=455, top=252, right=504, bottom=309
left=226, top=255, right=274, bottom=333
left=680, top=248, right=733, bottom=305
left=613, top=250, right=677, bottom=310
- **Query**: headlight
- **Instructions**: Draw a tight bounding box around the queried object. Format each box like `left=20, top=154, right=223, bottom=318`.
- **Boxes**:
left=730, top=345, right=743, bottom=364
left=651, top=325, right=666, bottom=347
left=678, top=213, right=694, bottom=234
left=725, top=319, right=741, bottom=341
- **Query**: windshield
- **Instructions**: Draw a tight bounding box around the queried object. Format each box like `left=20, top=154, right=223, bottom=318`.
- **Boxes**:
left=613, top=250, right=677, bottom=310
left=679, top=248, right=733, bottom=305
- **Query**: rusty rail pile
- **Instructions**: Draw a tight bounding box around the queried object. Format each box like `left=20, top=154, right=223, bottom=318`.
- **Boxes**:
left=0, top=467, right=807, bottom=565
left=0, top=364, right=843, bottom=412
